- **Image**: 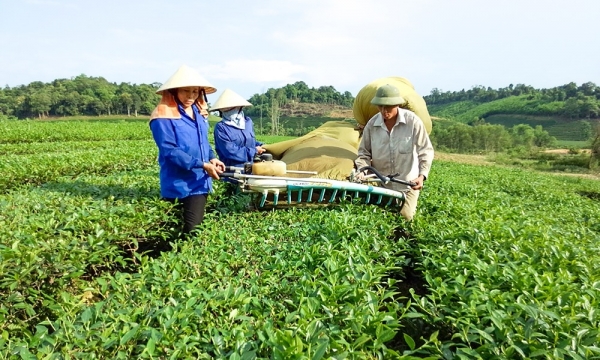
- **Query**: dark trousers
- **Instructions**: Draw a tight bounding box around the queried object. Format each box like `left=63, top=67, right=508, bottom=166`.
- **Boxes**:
left=165, top=194, right=208, bottom=234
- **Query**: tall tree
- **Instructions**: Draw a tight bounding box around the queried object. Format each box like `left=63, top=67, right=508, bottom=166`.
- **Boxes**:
left=120, top=93, right=133, bottom=116
left=269, top=96, right=280, bottom=136
left=511, top=124, right=535, bottom=148
left=28, top=91, right=52, bottom=118
left=132, top=93, right=142, bottom=117
left=97, top=87, right=115, bottom=116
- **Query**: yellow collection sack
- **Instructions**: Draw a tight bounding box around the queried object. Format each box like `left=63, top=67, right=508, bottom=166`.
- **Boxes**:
left=263, top=121, right=359, bottom=180
left=353, top=77, right=432, bottom=134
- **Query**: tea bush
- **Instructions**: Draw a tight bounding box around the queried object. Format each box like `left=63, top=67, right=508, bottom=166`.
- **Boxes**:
left=1, top=119, right=599, bottom=358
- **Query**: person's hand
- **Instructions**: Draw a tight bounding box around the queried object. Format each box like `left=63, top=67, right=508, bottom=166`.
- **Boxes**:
left=209, top=158, right=225, bottom=172
left=410, top=175, right=425, bottom=190
left=256, top=146, right=266, bottom=155
left=351, top=170, right=366, bottom=182
left=204, top=162, right=223, bottom=180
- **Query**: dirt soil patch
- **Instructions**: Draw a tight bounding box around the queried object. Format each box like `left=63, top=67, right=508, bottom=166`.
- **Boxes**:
left=328, top=109, right=354, bottom=118
left=437, top=151, right=599, bottom=180
left=544, top=148, right=591, bottom=154
left=280, top=102, right=353, bottom=118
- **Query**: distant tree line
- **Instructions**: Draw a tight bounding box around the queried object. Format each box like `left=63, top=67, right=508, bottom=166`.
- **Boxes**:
left=0, top=75, right=162, bottom=119
left=5, top=74, right=599, bottom=123
left=431, top=122, right=556, bottom=153
left=0, top=77, right=355, bottom=120
left=425, top=82, right=600, bottom=120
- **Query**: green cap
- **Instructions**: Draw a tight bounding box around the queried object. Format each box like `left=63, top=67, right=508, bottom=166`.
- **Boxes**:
left=370, top=84, right=405, bottom=106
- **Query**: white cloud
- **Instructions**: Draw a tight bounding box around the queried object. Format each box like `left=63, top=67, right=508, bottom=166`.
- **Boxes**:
left=202, top=59, right=308, bottom=84
left=106, top=28, right=186, bottom=46
left=23, top=0, right=76, bottom=7
left=24, top=0, right=61, bottom=5
left=251, top=7, right=280, bottom=17
left=271, top=31, right=353, bottom=50
left=259, top=0, right=431, bottom=92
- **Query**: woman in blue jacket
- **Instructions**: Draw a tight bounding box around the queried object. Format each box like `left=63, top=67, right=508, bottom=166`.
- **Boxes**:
left=149, top=65, right=225, bottom=234
left=212, top=89, right=265, bottom=168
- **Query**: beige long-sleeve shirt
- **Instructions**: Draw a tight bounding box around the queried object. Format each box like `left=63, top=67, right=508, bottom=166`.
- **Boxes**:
left=355, top=108, right=434, bottom=191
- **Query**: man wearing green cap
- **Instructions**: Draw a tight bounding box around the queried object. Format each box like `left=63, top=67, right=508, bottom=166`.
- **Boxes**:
left=354, top=84, right=434, bottom=220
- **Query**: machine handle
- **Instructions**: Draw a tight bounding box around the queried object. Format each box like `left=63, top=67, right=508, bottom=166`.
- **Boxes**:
left=356, top=166, right=417, bottom=187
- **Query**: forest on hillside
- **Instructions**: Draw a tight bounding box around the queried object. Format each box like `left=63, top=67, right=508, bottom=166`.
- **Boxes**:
left=425, top=82, right=600, bottom=120
left=243, top=81, right=354, bottom=118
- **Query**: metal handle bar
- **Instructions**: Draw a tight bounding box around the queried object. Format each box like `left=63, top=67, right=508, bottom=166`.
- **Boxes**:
left=223, top=165, right=317, bottom=176
left=356, top=166, right=417, bottom=187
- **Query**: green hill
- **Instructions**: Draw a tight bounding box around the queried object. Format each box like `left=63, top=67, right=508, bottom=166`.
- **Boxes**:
left=425, top=82, right=600, bottom=142
left=483, top=115, right=594, bottom=141
left=428, top=98, right=598, bottom=141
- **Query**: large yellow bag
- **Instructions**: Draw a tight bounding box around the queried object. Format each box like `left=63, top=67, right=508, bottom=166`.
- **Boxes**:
left=263, top=121, right=359, bottom=180
left=353, top=77, right=432, bottom=134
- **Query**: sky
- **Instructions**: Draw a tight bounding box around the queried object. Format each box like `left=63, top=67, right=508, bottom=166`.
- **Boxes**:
left=1, top=0, right=599, bottom=101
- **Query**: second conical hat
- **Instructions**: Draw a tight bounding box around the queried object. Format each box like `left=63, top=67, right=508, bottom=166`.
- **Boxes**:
left=210, top=89, right=252, bottom=111
left=156, top=65, right=217, bottom=94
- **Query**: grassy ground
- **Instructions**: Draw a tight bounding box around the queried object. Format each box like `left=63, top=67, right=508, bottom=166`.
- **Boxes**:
left=555, top=140, right=592, bottom=149
left=436, top=150, right=600, bottom=180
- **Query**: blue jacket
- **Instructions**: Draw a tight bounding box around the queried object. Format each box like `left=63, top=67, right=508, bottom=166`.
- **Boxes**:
left=214, top=116, right=263, bottom=168
left=149, top=104, right=216, bottom=199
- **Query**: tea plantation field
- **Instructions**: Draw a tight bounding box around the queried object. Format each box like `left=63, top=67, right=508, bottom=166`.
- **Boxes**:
left=1, top=119, right=599, bottom=359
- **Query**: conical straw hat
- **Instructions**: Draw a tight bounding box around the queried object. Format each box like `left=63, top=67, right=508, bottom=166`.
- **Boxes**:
left=156, top=65, right=216, bottom=94
left=210, top=88, right=252, bottom=111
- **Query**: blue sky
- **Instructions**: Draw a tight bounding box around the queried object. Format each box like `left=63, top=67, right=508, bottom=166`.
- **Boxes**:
left=1, top=0, right=599, bottom=101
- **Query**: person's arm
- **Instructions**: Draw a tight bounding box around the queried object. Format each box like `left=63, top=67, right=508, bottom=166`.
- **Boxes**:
left=255, top=139, right=265, bottom=155
left=150, top=119, right=203, bottom=170
left=355, top=123, right=373, bottom=170
left=413, top=116, right=434, bottom=180
left=246, top=117, right=263, bottom=147
left=208, top=124, right=225, bottom=172
left=196, top=112, right=218, bottom=161
left=214, top=123, right=257, bottom=164
left=208, top=145, right=217, bottom=162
